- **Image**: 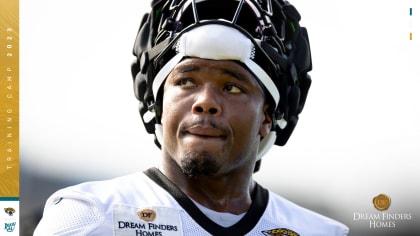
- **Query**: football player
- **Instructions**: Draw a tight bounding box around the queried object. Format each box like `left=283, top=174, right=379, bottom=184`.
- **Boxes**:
left=34, top=0, right=349, bottom=235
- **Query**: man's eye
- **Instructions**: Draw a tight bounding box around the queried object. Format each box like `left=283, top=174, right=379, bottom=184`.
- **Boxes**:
left=225, top=84, right=243, bottom=94
left=176, top=78, right=195, bottom=88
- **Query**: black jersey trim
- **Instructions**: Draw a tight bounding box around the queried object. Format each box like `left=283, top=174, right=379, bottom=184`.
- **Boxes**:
left=144, top=167, right=269, bottom=236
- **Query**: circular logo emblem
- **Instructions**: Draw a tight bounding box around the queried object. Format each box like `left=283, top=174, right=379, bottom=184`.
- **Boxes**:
left=373, top=194, right=391, bottom=211
left=137, top=208, right=156, bottom=222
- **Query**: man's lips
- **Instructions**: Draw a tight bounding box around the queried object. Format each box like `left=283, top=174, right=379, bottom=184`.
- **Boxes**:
left=185, top=126, right=226, bottom=138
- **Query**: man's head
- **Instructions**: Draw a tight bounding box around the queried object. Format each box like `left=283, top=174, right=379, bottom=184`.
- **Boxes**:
left=131, top=0, right=312, bottom=172
left=161, top=57, right=272, bottom=177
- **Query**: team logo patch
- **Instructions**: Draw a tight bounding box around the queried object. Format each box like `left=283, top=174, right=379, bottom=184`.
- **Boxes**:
left=138, top=208, right=157, bottom=222
left=262, top=228, right=299, bottom=236
left=4, top=208, right=15, bottom=216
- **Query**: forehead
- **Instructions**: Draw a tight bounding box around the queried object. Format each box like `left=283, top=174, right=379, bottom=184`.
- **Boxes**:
left=169, top=57, right=258, bottom=83
left=164, top=57, right=272, bottom=107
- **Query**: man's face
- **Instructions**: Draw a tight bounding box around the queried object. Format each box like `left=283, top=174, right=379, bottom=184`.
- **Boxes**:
left=161, top=58, right=272, bottom=177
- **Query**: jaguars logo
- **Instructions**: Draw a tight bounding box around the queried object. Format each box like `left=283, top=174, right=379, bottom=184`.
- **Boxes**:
left=4, top=207, right=15, bottom=216
left=262, top=228, right=299, bottom=236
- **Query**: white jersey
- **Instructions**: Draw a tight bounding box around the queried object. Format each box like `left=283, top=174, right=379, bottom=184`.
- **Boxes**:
left=34, top=168, right=349, bottom=236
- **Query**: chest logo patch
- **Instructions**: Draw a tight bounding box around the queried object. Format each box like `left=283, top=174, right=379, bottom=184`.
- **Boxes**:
left=138, top=208, right=156, bottom=222
left=114, top=205, right=182, bottom=236
left=262, top=228, right=300, bottom=236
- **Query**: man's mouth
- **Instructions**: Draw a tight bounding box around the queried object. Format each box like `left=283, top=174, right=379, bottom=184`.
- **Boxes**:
left=186, top=126, right=226, bottom=138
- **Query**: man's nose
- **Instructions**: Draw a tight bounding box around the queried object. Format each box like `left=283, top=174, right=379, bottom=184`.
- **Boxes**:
left=191, top=85, right=222, bottom=116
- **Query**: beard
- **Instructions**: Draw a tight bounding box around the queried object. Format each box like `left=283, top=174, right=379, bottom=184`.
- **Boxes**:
left=180, top=150, right=222, bottom=178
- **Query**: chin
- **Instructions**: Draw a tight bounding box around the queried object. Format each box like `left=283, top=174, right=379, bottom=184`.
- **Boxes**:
left=179, top=150, right=222, bottom=178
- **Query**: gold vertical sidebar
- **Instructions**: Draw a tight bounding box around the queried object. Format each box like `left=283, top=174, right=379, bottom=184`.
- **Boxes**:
left=0, top=0, right=19, bottom=196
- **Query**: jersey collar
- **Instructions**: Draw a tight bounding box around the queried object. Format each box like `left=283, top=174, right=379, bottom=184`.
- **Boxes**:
left=144, top=167, right=269, bottom=235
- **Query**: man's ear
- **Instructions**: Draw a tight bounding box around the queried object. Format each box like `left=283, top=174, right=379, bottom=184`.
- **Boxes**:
left=259, top=104, right=272, bottom=137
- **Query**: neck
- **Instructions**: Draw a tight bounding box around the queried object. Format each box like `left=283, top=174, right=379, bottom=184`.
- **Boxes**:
left=160, top=155, right=255, bottom=215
